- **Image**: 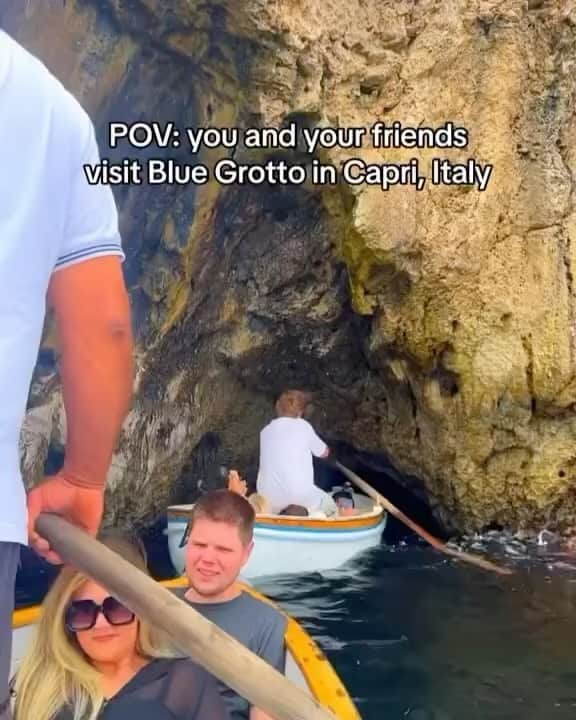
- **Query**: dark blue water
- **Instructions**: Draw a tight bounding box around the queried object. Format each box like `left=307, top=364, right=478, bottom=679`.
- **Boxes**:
left=16, top=528, right=576, bottom=719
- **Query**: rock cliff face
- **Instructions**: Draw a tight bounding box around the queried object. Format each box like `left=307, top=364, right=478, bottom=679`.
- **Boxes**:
left=5, top=0, right=576, bottom=532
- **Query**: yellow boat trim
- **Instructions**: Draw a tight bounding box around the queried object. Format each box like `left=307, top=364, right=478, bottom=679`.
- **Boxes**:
left=12, top=577, right=360, bottom=719
left=13, top=605, right=41, bottom=629
left=243, top=585, right=362, bottom=720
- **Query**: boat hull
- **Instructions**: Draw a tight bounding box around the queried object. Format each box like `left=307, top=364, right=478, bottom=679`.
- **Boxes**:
left=166, top=502, right=386, bottom=580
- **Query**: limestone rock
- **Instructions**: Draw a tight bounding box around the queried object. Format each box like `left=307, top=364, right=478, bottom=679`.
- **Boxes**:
left=5, top=0, right=576, bottom=532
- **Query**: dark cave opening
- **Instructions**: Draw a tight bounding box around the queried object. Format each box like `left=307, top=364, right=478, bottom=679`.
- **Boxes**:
left=315, top=439, right=450, bottom=545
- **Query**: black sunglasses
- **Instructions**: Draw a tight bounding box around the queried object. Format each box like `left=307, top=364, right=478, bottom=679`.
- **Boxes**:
left=65, top=597, right=135, bottom=632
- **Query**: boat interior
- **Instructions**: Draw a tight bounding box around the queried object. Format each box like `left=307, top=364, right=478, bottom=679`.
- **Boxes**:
left=168, top=491, right=383, bottom=521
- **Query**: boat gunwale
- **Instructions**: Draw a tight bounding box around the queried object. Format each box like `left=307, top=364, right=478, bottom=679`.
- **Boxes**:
left=167, top=504, right=384, bottom=531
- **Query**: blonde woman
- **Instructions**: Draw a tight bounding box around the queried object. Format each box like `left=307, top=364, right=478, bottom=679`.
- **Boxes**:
left=12, top=532, right=228, bottom=720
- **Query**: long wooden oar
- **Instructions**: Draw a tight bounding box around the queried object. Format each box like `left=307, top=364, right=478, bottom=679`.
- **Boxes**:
left=35, top=513, right=337, bottom=720
left=335, top=461, right=514, bottom=576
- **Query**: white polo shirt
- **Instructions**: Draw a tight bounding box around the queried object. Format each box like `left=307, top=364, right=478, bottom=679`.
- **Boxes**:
left=256, top=417, right=329, bottom=513
left=0, top=31, right=124, bottom=545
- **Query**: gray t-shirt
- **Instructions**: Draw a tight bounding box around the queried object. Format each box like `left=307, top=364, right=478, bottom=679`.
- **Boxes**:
left=172, top=588, right=287, bottom=720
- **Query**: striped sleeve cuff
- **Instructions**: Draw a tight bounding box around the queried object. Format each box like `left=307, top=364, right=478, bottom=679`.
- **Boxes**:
left=55, top=243, right=125, bottom=270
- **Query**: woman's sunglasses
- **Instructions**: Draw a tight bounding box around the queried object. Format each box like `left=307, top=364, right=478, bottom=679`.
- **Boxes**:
left=65, top=597, right=135, bottom=632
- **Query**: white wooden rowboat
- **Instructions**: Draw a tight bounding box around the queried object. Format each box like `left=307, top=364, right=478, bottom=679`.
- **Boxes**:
left=10, top=577, right=361, bottom=719
left=166, top=491, right=387, bottom=579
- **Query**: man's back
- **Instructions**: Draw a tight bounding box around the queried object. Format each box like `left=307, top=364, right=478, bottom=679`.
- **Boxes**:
left=257, top=417, right=328, bottom=513
left=0, top=31, right=123, bottom=545
left=174, top=588, right=287, bottom=720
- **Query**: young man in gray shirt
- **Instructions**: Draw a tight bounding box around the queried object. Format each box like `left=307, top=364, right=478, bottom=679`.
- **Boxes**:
left=173, top=490, right=287, bottom=720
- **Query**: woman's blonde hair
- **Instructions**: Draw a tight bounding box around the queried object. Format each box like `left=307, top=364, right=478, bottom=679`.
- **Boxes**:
left=13, top=530, right=174, bottom=720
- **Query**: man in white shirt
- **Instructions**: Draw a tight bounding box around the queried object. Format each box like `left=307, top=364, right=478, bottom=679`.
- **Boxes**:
left=256, top=390, right=338, bottom=515
left=0, top=29, right=133, bottom=717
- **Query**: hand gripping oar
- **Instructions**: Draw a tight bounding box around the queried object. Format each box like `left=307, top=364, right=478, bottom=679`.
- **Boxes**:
left=35, top=513, right=339, bottom=720
left=335, top=461, right=514, bottom=576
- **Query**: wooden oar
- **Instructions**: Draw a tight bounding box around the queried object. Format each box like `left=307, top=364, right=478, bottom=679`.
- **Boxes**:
left=35, top=513, right=337, bottom=720
left=335, top=461, right=514, bottom=576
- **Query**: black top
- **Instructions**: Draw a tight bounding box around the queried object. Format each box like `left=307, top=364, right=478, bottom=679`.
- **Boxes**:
left=53, top=657, right=230, bottom=720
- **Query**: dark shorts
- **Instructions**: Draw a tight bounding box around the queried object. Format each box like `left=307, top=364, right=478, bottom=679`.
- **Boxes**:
left=0, top=543, right=20, bottom=720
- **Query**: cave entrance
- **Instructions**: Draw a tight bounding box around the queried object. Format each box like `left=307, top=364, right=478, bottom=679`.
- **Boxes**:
left=316, top=438, right=449, bottom=545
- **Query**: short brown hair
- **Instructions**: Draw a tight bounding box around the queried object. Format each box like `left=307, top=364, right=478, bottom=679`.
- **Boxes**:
left=187, top=489, right=255, bottom=546
left=275, top=389, right=312, bottom=418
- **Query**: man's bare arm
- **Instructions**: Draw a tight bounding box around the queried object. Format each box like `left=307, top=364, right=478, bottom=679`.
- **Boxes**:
left=47, top=256, right=133, bottom=488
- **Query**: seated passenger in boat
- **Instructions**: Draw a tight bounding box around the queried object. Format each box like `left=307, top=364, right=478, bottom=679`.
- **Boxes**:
left=227, top=454, right=356, bottom=519
left=278, top=504, right=308, bottom=516
left=227, top=470, right=270, bottom=514
left=332, top=482, right=359, bottom=517
left=174, top=490, right=287, bottom=720
left=256, top=389, right=338, bottom=517
left=11, top=531, right=229, bottom=720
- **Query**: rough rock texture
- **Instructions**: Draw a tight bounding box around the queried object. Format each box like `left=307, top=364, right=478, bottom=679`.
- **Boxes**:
left=5, top=0, right=576, bottom=532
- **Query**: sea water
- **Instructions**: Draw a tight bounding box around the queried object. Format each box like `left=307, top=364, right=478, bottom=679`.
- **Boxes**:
left=257, top=534, right=576, bottom=720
